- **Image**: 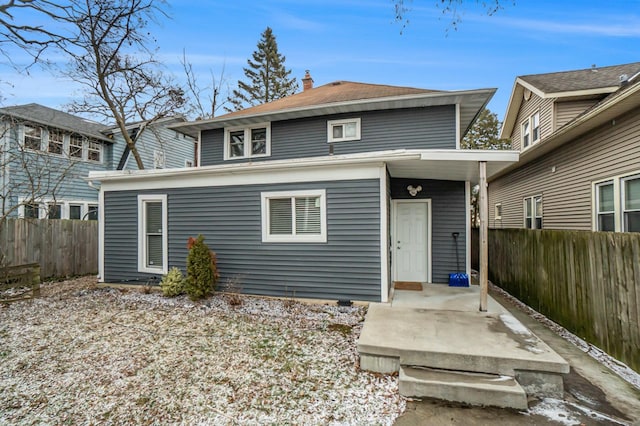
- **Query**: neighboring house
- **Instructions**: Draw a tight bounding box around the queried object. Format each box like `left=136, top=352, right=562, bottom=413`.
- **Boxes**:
left=489, top=62, right=640, bottom=233
left=0, top=103, right=197, bottom=220
left=0, top=103, right=113, bottom=220
left=107, top=116, right=197, bottom=171
left=90, top=79, right=517, bottom=302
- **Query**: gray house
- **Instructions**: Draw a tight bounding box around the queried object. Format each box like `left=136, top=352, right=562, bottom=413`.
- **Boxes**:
left=0, top=103, right=196, bottom=220
left=489, top=62, right=640, bottom=232
left=90, top=79, right=517, bottom=302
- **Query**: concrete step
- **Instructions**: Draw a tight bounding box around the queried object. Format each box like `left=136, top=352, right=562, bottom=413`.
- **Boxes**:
left=399, top=366, right=529, bottom=410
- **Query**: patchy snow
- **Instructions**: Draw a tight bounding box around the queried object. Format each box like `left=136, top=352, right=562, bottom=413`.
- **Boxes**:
left=492, top=284, right=640, bottom=391
left=527, top=398, right=628, bottom=426
left=0, top=277, right=406, bottom=425
left=499, top=313, right=545, bottom=354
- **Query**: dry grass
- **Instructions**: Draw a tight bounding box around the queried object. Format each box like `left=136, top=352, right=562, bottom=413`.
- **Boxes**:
left=0, top=276, right=404, bottom=425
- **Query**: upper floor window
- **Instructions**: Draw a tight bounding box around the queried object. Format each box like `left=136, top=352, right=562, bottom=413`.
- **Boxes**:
left=261, top=190, right=327, bottom=243
left=594, top=173, right=640, bottom=232
left=70, top=135, right=84, bottom=158
left=224, top=124, right=271, bottom=160
left=524, top=195, right=542, bottom=229
left=327, top=118, right=361, bottom=143
left=87, top=140, right=102, bottom=162
left=24, top=124, right=43, bottom=151
left=153, top=150, right=166, bottom=169
left=521, top=112, right=540, bottom=149
left=48, top=129, right=64, bottom=155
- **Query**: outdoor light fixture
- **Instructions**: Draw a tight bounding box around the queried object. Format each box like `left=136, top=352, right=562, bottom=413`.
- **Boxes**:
left=407, top=185, right=422, bottom=197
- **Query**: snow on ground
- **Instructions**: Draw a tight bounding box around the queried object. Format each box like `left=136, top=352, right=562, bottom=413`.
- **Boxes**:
left=491, top=283, right=640, bottom=391
left=527, top=398, right=627, bottom=426
left=0, top=277, right=405, bottom=425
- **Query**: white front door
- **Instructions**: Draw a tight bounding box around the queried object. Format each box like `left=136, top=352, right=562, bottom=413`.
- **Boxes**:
left=394, top=201, right=430, bottom=282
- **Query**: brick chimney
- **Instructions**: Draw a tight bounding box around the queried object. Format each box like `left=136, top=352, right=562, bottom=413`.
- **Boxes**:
left=302, top=70, right=314, bottom=91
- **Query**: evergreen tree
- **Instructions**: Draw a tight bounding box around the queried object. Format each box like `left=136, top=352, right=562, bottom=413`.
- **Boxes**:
left=227, top=27, right=298, bottom=111
left=462, top=108, right=511, bottom=150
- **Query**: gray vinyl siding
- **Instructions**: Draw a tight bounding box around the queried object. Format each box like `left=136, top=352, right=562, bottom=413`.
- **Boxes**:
left=390, top=178, right=466, bottom=283
left=103, top=179, right=382, bottom=301
left=489, top=105, right=640, bottom=230
left=200, top=106, right=456, bottom=166
left=554, top=99, right=600, bottom=130
left=510, top=93, right=554, bottom=151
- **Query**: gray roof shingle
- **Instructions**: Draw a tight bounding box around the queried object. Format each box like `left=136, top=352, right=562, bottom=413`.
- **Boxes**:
left=519, top=62, right=640, bottom=94
left=0, top=103, right=111, bottom=142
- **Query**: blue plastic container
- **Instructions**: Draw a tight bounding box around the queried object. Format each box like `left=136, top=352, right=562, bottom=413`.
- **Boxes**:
left=448, top=273, right=469, bottom=287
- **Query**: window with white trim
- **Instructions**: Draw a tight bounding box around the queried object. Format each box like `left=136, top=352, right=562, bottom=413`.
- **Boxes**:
left=524, top=195, right=542, bottom=229
left=69, top=135, right=84, bottom=158
left=24, top=203, right=40, bottom=219
left=69, top=204, right=82, bottom=220
left=138, top=195, right=168, bottom=273
left=623, top=175, right=640, bottom=232
left=87, top=204, right=99, bottom=221
left=261, top=190, right=327, bottom=243
left=593, top=173, right=640, bottom=233
left=87, top=140, right=102, bottom=162
left=521, top=112, right=540, bottom=149
left=153, top=150, right=166, bottom=169
left=327, top=118, right=361, bottom=143
left=495, top=203, right=502, bottom=220
left=47, top=203, right=61, bottom=219
left=23, top=124, right=43, bottom=151
left=595, top=181, right=615, bottom=231
left=224, top=124, right=270, bottom=160
left=48, top=129, right=64, bottom=155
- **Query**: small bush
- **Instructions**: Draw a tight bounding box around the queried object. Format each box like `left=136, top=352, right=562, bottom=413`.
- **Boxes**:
left=224, top=276, right=243, bottom=307
left=184, top=235, right=219, bottom=300
left=160, top=267, right=185, bottom=297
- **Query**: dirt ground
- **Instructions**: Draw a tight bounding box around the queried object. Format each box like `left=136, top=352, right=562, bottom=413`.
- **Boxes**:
left=395, top=289, right=640, bottom=426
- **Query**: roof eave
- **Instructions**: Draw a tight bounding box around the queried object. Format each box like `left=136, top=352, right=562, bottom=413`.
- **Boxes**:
left=0, top=111, right=113, bottom=143
left=490, top=82, right=640, bottom=182
left=171, top=88, right=496, bottom=138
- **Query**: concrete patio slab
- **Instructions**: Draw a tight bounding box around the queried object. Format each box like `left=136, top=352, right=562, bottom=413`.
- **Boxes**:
left=358, top=302, right=569, bottom=377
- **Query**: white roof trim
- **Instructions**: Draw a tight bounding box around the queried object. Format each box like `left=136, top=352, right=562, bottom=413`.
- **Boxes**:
left=88, top=148, right=518, bottom=183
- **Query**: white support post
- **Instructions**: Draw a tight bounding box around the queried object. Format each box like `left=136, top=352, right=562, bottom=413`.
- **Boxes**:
left=479, top=161, right=488, bottom=312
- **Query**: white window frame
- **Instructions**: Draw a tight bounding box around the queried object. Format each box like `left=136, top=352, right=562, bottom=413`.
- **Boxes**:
left=22, top=124, right=43, bottom=151
left=494, top=203, right=502, bottom=220
left=594, top=180, right=615, bottom=232
left=523, top=195, right=542, bottom=229
left=153, top=149, right=166, bottom=169
left=327, top=118, right=361, bottom=143
left=87, top=139, right=102, bottom=163
left=622, top=174, right=640, bottom=232
left=261, top=189, right=327, bottom=243
left=47, top=128, right=65, bottom=156
left=223, top=123, right=271, bottom=160
left=521, top=112, right=540, bottom=150
left=137, top=194, right=168, bottom=274
left=592, top=171, right=640, bottom=232
left=69, top=134, right=84, bottom=159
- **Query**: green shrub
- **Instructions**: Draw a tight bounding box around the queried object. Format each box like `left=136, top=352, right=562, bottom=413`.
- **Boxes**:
left=160, top=267, right=185, bottom=297
left=185, top=235, right=219, bottom=300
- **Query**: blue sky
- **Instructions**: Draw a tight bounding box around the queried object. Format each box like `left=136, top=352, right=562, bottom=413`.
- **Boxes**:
left=1, top=0, right=640, bottom=122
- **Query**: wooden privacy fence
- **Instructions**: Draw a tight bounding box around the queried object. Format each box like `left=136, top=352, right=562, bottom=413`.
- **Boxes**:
left=0, top=219, right=98, bottom=279
left=488, top=228, right=640, bottom=373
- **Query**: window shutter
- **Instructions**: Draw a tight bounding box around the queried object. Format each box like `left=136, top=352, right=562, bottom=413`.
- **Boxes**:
left=295, top=196, right=321, bottom=234
left=269, top=198, right=292, bottom=235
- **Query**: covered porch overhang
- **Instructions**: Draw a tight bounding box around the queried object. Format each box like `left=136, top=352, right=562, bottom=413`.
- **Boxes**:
left=385, top=149, right=519, bottom=184
left=384, top=149, right=519, bottom=312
